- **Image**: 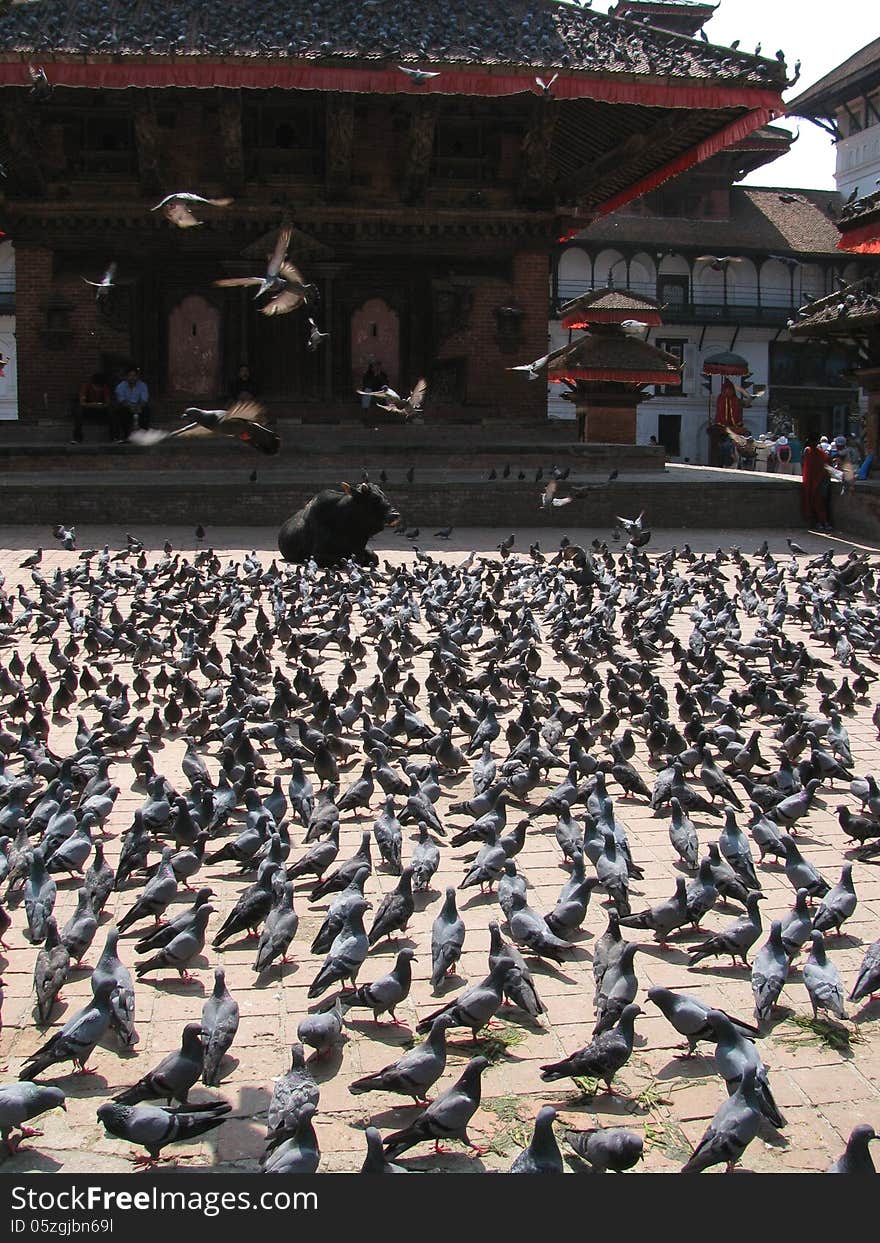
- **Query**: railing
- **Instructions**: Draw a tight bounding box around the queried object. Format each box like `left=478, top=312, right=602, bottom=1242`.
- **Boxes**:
left=553, top=277, right=825, bottom=326
left=556, top=277, right=825, bottom=303
left=0, top=274, right=14, bottom=314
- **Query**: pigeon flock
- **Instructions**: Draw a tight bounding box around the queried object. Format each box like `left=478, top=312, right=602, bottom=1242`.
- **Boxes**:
left=0, top=523, right=879, bottom=1174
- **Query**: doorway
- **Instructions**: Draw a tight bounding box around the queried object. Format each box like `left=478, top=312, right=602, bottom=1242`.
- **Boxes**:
left=657, top=413, right=681, bottom=456
left=167, top=294, right=222, bottom=398
left=350, top=298, right=399, bottom=392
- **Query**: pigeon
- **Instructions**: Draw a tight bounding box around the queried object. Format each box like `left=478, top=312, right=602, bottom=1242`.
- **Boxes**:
left=680, top=1065, right=764, bottom=1174
left=431, top=888, right=466, bottom=989
left=707, top=1010, right=785, bottom=1129
left=509, top=1105, right=563, bottom=1174
left=619, top=878, right=690, bottom=947
left=135, top=904, right=213, bottom=980
left=563, top=1126, right=643, bottom=1173
left=751, top=920, right=791, bottom=1026
left=687, top=892, right=765, bottom=967
left=97, top=1100, right=231, bottom=1167
left=117, top=847, right=178, bottom=933
left=19, top=979, right=116, bottom=1079
left=827, top=1124, right=878, bottom=1173
left=267, top=1044, right=319, bottom=1141
left=131, top=401, right=280, bottom=456
left=779, top=834, right=830, bottom=900
left=297, top=997, right=345, bottom=1059
left=253, top=881, right=299, bottom=974
left=151, top=192, right=233, bottom=228
left=343, top=948, right=415, bottom=1023
left=360, top=1126, right=409, bottom=1174
left=488, top=922, right=544, bottom=1017
left=349, top=1014, right=453, bottom=1104
left=308, top=897, right=371, bottom=998
left=540, top=1004, right=642, bottom=1093
left=0, top=1083, right=66, bottom=1154
left=201, top=968, right=240, bottom=1086
left=383, top=1056, right=490, bottom=1159
left=113, top=1023, right=205, bottom=1105
left=91, top=926, right=137, bottom=1049
left=849, top=939, right=880, bottom=1005
left=397, top=65, right=441, bottom=85
left=261, top=1103, right=320, bottom=1175
left=416, top=959, right=512, bottom=1039
left=811, top=864, right=857, bottom=936
left=803, top=930, right=848, bottom=1021
left=367, top=868, right=415, bottom=945
left=33, top=917, right=70, bottom=1026
left=647, top=987, right=759, bottom=1056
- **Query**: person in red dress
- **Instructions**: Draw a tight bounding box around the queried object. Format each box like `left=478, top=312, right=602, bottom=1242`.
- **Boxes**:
left=801, top=438, right=833, bottom=531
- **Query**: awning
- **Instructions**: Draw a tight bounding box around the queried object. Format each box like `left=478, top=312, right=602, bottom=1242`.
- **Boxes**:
left=702, top=350, right=750, bottom=376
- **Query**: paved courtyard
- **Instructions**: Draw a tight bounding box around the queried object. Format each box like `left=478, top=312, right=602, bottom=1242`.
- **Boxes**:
left=1, top=523, right=879, bottom=1174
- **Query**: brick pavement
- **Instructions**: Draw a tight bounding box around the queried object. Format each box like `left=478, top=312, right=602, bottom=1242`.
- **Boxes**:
left=0, top=523, right=879, bottom=1174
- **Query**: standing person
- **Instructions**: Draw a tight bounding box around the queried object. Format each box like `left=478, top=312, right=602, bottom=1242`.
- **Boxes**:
left=114, top=366, right=151, bottom=438
left=360, top=359, right=387, bottom=411
left=774, top=435, right=792, bottom=474
left=787, top=430, right=803, bottom=475
left=801, top=437, right=833, bottom=531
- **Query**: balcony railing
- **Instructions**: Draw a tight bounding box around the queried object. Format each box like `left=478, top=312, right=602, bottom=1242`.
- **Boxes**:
left=554, top=278, right=826, bottom=326
left=0, top=275, right=14, bottom=314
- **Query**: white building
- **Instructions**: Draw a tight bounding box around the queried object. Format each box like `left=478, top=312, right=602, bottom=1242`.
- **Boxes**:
left=0, top=240, right=16, bottom=419
left=549, top=179, right=876, bottom=462
left=788, top=37, right=880, bottom=204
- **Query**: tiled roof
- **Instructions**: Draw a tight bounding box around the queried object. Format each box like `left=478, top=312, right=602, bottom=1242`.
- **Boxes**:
left=561, top=287, right=663, bottom=314
left=840, top=189, right=880, bottom=230
left=0, top=0, right=784, bottom=85
left=574, top=186, right=846, bottom=256
left=550, top=331, right=682, bottom=377
left=787, top=37, right=880, bottom=115
left=789, top=276, right=880, bottom=335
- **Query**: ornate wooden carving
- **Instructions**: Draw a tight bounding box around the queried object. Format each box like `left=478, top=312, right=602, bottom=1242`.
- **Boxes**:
left=565, top=113, right=684, bottom=201
left=325, top=94, right=355, bottom=199
left=518, top=99, right=557, bottom=208
left=0, top=100, right=46, bottom=196
left=133, top=93, right=165, bottom=195
left=402, top=99, right=437, bottom=206
left=218, top=90, right=244, bottom=193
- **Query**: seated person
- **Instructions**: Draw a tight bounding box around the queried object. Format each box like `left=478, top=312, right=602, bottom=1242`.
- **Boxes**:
left=113, top=366, right=151, bottom=438
left=71, top=373, right=113, bottom=443
left=229, top=364, right=259, bottom=404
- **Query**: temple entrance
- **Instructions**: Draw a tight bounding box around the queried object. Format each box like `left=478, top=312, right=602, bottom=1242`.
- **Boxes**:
left=167, top=294, right=222, bottom=398
left=350, top=298, right=399, bottom=392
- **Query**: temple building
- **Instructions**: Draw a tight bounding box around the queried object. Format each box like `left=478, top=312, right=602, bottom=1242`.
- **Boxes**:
left=0, top=0, right=787, bottom=432
left=549, top=0, right=880, bottom=462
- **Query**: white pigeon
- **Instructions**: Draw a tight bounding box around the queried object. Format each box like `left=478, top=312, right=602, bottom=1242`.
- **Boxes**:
left=151, top=192, right=234, bottom=229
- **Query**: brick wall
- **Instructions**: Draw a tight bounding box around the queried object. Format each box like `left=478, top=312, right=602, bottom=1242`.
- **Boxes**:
left=0, top=476, right=804, bottom=530
left=15, top=245, right=135, bottom=424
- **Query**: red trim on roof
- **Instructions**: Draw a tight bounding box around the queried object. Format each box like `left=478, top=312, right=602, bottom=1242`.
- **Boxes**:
left=592, top=107, right=781, bottom=217
left=837, top=221, right=880, bottom=253
left=561, top=309, right=663, bottom=328
left=0, top=58, right=785, bottom=109
left=549, top=368, right=681, bottom=384
left=702, top=362, right=750, bottom=375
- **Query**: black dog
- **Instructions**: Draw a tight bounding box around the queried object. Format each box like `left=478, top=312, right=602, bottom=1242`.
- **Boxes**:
left=278, top=482, right=400, bottom=566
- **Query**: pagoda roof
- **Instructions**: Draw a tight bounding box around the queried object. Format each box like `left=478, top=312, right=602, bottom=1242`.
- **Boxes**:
left=0, top=1, right=786, bottom=95
left=787, top=38, right=880, bottom=117
left=608, top=2, right=718, bottom=39
left=549, top=331, right=682, bottom=385
left=560, top=285, right=664, bottom=327
left=789, top=276, right=880, bottom=337
left=570, top=186, right=846, bottom=257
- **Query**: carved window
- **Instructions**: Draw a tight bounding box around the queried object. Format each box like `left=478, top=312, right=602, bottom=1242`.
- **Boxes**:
left=244, top=99, right=325, bottom=177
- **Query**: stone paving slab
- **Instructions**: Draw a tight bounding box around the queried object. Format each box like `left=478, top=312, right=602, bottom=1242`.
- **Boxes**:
left=0, top=522, right=878, bottom=1176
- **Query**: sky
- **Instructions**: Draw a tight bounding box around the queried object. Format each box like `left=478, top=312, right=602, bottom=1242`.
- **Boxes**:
left=589, top=0, right=878, bottom=189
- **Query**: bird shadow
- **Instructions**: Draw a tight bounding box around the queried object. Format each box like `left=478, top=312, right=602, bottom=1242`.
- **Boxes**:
left=655, top=1054, right=712, bottom=1080
left=140, top=975, right=206, bottom=996
left=344, top=1018, right=414, bottom=1046
left=851, top=997, right=880, bottom=1023
left=634, top=943, right=691, bottom=965
left=47, top=1070, right=110, bottom=1098
left=306, top=1047, right=345, bottom=1080
left=0, top=1149, right=64, bottom=1172
left=253, top=960, right=299, bottom=987
left=685, top=962, right=750, bottom=979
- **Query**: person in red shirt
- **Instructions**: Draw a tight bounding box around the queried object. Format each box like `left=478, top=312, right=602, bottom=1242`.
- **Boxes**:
left=72, top=372, right=114, bottom=443
left=801, top=438, right=833, bottom=531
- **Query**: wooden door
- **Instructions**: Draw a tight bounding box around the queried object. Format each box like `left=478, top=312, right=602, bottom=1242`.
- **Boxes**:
left=167, top=294, right=222, bottom=398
